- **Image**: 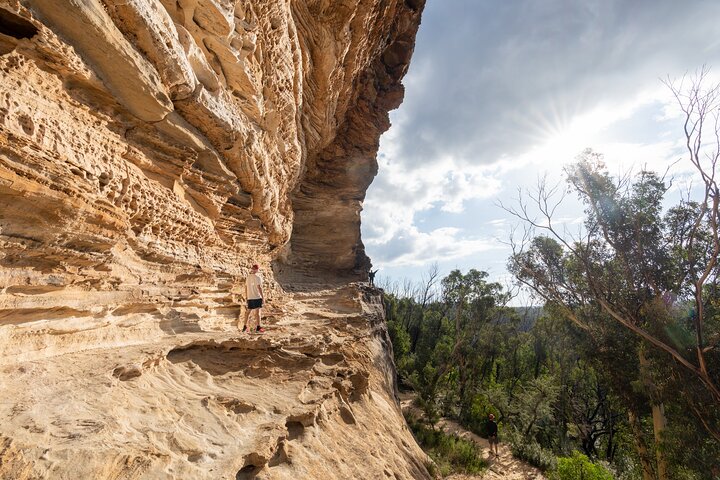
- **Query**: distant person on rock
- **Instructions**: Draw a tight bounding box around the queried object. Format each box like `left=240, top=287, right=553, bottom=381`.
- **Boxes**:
left=368, top=268, right=378, bottom=286
left=240, top=264, right=265, bottom=333
left=487, top=413, right=499, bottom=458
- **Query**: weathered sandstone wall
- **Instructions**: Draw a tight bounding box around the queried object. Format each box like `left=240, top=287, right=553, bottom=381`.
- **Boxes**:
left=0, top=0, right=428, bottom=478
left=0, top=0, right=422, bottom=357
left=0, top=284, right=431, bottom=479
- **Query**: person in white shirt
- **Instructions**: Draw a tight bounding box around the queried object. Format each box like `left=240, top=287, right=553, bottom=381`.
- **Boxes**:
left=240, top=264, right=265, bottom=333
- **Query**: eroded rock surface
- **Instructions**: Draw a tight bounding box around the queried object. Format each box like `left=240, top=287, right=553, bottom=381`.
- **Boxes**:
left=0, top=0, right=427, bottom=478
left=0, top=285, right=431, bottom=479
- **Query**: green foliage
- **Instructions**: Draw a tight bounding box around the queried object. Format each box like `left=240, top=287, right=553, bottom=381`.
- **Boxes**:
left=383, top=261, right=720, bottom=479
left=513, top=153, right=720, bottom=436
left=514, top=374, right=560, bottom=437
left=385, top=81, right=720, bottom=477
left=465, top=395, right=500, bottom=436
left=386, top=317, right=412, bottom=371
left=506, top=429, right=558, bottom=471
left=407, top=416, right=487, bottom=476
left=550, top=451, right=615, bottom=480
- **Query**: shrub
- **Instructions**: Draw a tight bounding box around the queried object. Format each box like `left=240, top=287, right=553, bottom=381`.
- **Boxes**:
left=511, top=440, right=558, bottom=472
left=387, top=320, right=410, bottom=361
left=550, top=451, right=615, bottom=480
left=424, top=459, right=440, bottom=479
left=407, top=417, right=487, bottom=476
left=506, top=430, right=557, bottom=471
left=464, top=395, right=501, bottom=435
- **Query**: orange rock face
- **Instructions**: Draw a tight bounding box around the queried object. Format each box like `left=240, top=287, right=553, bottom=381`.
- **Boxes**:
left=0, top=0, right=426, bottom=478
left=0, top=0, right=422, bottom=344
left=1, top=0, right=422, bottom=275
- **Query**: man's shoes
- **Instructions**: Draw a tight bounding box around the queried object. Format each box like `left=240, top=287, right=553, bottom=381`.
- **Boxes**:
left=241, top=325, right=248, bottom=333
left=256, top=326, right=265, bottom=333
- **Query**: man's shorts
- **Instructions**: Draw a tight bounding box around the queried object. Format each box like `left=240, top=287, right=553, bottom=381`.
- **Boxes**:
left=488, top=435, right=498, bottom=445
left=247, top=298, right=263, bottom=310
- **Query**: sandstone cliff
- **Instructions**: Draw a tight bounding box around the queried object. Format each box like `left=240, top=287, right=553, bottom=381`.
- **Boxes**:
left=0, top=0, right=428, bottom=478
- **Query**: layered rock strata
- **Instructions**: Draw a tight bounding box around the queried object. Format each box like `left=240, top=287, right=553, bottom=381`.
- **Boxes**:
left=0, top=0, right=423, bottom=361
left=0, top=0, right=427, bottom=478
left=0, top=285, right=431, bottom=479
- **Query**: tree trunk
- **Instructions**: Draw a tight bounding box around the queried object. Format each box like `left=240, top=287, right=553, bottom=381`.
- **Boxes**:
left=651, top=402, right=669, bottom=480
left=458, top=360, right=468, bottom=420
left=558, top=384, right=568, bottom=454
left=628, top=408, right=656, bottom=480
left=410, top=324, right=420, bottom=353
left=639, top=347, right=669, bottom=480
left=605, top=414, right=616, bottom=461
left=403, top=303, right=414, bottom=330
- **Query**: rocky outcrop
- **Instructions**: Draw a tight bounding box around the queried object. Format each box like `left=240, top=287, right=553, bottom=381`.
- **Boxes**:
left=0, top=0, right=424, bottom=357
left=288, top=0, right=423, bottom=273
left=0, top=0, right=426, bottom=478
left=0, top=0, right=421, bottom=278
left=0, top=284, right=431, bottom=479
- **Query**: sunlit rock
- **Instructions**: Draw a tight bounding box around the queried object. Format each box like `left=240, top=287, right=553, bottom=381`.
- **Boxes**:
left=0, top=0, right=426, bottom=477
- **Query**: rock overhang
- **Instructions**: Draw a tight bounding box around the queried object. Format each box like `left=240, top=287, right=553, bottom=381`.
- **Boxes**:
left=0, top=1, right=428, bottom=477
left=0, top=0, right=423, bottom=281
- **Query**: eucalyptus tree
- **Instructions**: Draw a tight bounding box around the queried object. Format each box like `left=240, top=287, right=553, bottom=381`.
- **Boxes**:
left=505, top=72, right=720, bottom=479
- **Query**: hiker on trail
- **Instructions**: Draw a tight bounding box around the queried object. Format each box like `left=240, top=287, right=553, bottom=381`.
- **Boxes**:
left=240, top=264, right=265, bottom=333
left=487, top=413, right=499, bottom=458
left=368, top=268, right=378, bottom=286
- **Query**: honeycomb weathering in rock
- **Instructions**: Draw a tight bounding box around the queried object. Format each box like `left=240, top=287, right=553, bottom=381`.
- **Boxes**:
left=0, top=284, right=434, bottom=478
left=0, top=1, right=427, bottom=478
left=0, top=0, right=423, bottom=285
left=0, top=0, right=424, bottom=360
left=0, top=0, right=422, bottom=380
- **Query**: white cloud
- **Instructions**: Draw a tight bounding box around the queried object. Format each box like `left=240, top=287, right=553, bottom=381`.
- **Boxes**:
left=387, top=0, right=720, bottom=171
left=367, top=224, right=501, bottom=268
left=363, top=128, right=504, bottom=248
left=362, top=0, right=720, bottom=284
left=486, top=218, right=509, bottom=227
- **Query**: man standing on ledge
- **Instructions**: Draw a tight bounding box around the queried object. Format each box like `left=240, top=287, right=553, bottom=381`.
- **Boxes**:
left=241, top=264, right=265, bottom=333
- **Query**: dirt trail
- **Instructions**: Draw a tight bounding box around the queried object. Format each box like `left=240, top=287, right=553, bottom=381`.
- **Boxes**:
left=400, top=394, right=546, bottom=480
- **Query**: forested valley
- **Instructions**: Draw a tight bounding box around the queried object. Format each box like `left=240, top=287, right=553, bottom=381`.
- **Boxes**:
left=384, top=78, right=720, bottom=480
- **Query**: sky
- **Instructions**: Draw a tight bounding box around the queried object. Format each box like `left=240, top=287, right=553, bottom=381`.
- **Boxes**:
left=361, top=0, right=720, bottom=297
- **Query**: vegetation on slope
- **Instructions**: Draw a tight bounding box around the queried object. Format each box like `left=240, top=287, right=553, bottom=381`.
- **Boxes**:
left=406, top=413, right=487, bottom=477
left=384, top=75, right=720, bottom=480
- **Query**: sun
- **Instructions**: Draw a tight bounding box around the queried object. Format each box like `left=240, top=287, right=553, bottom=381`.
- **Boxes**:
left=533, top=106, right=620, bottom=166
